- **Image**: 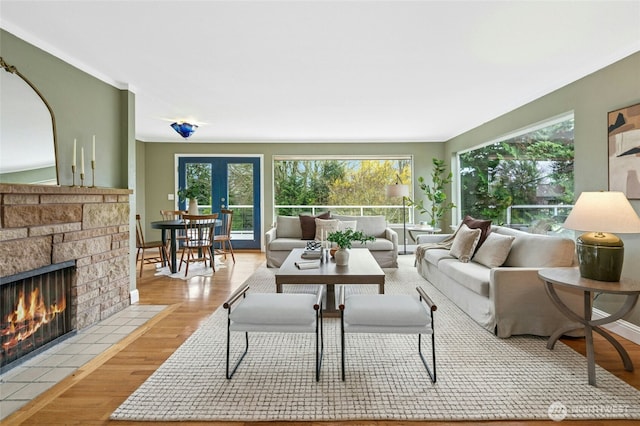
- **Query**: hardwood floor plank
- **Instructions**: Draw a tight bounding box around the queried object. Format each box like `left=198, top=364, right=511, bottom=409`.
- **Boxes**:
left=3, top=251, right=638, bottom=426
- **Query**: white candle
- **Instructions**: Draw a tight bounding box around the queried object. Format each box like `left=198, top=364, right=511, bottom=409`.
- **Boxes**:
left=72, top=139, right=76, bottom=167
left=81, top=147, right=85, bottom=174
left=92, top=135, right=96, bottom=162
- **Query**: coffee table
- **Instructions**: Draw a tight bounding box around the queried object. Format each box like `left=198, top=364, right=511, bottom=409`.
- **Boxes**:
left=275, top=248, right=385, bottom=315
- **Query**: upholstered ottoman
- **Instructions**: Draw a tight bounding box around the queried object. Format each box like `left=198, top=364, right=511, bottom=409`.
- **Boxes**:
left=339, top=286, right=437, bottom=382
left=223, top=284, right=324, bottom=381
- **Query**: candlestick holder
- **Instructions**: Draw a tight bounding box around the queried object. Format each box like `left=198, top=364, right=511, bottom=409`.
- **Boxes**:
left=90, top=160, right=96, bottom=188
left=71, top=165, right=78, bottom=187
left=80, top=172, right=85, bottom=188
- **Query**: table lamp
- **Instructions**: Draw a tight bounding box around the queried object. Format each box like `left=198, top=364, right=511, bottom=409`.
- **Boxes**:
left=386, top=182, right=410, bottom=254
left=563, top=191, right=640, bottom=282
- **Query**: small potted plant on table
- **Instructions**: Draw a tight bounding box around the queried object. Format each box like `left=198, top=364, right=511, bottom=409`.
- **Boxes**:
left=178, top=185, right=206, bottom=215
left=327, top=229, right=375, bottom=266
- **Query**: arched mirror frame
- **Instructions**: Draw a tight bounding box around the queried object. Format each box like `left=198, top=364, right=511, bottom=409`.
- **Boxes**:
left=1, top=57, right=59, bottom=185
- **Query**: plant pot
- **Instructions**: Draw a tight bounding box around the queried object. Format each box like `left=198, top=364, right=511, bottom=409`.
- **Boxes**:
left=188, top=199, right=199, bottom=215
left=334, top=248, right=350, bottom=266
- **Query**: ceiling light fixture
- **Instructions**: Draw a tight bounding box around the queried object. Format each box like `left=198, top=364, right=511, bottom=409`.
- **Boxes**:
left=171, top=122, right=198, bottom=139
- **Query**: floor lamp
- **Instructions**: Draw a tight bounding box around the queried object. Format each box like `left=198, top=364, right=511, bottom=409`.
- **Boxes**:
left=386, top=183, right=410, bottom=255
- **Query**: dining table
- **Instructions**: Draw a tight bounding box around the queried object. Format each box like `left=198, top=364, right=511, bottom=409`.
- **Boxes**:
left=151, top=219, right=221, bottom=273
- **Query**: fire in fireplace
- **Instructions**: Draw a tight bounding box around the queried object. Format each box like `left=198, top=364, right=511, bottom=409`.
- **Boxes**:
left=1, top=261, right=74, bottom=370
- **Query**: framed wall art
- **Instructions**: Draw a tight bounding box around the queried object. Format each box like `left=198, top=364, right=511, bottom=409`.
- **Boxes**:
left=608, top=102, right=640, bottom=199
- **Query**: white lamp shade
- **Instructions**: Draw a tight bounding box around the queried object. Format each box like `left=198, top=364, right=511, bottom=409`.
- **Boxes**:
left=563, top=191, right=640, bottom=233
left=386, top=184, right=409, bottom=198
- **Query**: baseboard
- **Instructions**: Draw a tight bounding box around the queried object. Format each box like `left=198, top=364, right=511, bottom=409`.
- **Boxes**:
left=130, top=289, right=140, bottom=304
left=593, top=308, right=640, bottom=345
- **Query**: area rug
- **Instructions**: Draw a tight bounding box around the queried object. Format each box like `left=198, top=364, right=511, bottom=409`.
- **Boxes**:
left=154, top=259, right=225, bottom=280
left=112, top=258, right=640, bottom=422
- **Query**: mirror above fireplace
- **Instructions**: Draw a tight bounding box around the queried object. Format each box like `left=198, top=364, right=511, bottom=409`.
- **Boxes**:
left=0, top=57, right=59, bottom=185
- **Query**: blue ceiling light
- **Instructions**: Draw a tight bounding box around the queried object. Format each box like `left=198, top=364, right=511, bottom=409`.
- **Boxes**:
left=171, top=122, right=198, bottom=138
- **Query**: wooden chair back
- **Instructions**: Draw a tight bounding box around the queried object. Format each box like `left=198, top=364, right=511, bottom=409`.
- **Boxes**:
left=214, top=209, right=235, bottom=262
left=179, top=214, right=219, bottom=275
left=160, top=210, right=187, bottom=221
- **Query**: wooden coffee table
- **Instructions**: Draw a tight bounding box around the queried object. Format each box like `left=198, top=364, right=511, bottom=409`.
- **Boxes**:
left=275, top=248, right=385, bottom=315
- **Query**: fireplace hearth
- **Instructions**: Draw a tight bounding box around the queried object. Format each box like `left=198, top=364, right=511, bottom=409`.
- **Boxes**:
left=1, top=261, right=75, bottom=371
left=1, top=184, right=133, bottom=372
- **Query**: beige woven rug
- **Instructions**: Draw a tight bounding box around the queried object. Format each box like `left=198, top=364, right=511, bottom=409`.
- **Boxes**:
left=112, top=258, right=640, bottom=422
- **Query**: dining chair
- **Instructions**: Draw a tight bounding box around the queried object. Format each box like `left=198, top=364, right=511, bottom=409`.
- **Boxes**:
left=160, top=209, right=187, bottom=220
left=214, top=209, right=236, bottom=263
left=179, top=213, right=219, bottom=276
left=135, top=214, right=169, bottom=277
left=160, top=209, right=188, bottom=254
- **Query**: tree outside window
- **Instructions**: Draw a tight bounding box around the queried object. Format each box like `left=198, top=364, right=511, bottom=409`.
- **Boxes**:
left=273, top=157, right=411, bottom=223
left=459, top=116, right=574, bottom=230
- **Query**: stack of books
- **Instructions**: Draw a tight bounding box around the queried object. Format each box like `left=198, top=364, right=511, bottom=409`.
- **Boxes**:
left=301, top=248, right=323, bottom=259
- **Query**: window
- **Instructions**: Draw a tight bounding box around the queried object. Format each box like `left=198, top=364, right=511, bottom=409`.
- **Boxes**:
left=273, top=156, right=412, bottom=223
left=457, top=114, right=574, bottom=230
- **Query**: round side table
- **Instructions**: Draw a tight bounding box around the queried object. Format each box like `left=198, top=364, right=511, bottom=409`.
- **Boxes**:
left=538, top=267, right=640, bottom=386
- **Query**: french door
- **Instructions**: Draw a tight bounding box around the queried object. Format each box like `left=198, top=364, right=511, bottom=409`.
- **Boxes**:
left=177, top=156, right=261, bottom=249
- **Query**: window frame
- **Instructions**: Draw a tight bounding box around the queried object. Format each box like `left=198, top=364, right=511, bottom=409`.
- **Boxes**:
left=454, top=111, right=575, bottom=226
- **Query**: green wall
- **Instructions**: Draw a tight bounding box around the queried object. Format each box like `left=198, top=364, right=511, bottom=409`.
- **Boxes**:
left=1, top=29, right=131, bottom=189
left=445, top=51, right=640, bottom=326
left=137, top=141, right=443, bottom=239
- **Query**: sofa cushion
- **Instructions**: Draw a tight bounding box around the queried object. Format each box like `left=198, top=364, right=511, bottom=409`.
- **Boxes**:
left=351, top=238, right=394, bottom=251
left=472, top=232, right=515, bottom=268
left=315, top=218, right=340, bottom=240
left=461, top=215, right=492, bottom=250
left=339, top=220, right=358, bottom=231
left=424, top=248, right=455, bottom=267
left=269, top=237, right=308, bottom=251
left=333, top=215, right=387, bottom=238
left=299, top=211, right=330, bottom=240
left=276, top=216, right=303, bottom=239
left=438, top=258, right=491, bottom=297
left=493, top=226, right=576, bottom=267
left=449, top=224, right=481, bottom=262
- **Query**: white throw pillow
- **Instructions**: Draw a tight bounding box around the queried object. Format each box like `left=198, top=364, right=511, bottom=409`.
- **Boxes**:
left=315, top=218, right=340, bottom=240
left=449, top=224, right=481, bottom=263
left=472, top=232, right=516, bottom=268
left=339, top=220, right=358, bottom=231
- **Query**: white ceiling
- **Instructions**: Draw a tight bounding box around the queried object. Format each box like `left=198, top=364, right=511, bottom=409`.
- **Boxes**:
left=1, top=0, right=639, bottom=143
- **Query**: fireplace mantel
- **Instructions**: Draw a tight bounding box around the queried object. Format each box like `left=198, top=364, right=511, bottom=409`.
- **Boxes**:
left=0, top=184, right=133, bottom=330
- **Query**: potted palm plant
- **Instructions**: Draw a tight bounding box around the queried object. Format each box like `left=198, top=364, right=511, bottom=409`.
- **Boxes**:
left=327, top=229, right=375, bottom=266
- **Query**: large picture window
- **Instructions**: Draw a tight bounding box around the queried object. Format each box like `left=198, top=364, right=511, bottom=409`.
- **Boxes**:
left=458, top=114, right=574, bottom=232
left=273, top=156, right=412, bottom=223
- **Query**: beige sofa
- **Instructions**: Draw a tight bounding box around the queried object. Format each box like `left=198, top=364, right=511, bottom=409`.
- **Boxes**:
left=266, top=214, right=398, bottom=268
left=416, top=225, right=584, bottom=338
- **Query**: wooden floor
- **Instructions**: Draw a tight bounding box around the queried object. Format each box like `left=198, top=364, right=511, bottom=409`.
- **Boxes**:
left=4, top=251, right=639, bottom=426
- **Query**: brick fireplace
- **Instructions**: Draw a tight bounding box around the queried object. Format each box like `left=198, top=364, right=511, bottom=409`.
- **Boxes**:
left=0, top=184, right=132, bottom=367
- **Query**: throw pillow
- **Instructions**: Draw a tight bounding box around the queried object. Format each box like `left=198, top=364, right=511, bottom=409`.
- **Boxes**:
left=461, top=215, right=492, bottom=251
left=338, top=220, right=358, bottom=231
left=299, top=211, right=330, bottom=240
left=315, top=218, right=340, bottom=241
left=472, top=232, right=516, bottom=268
left=449, top=224, right=482, bottom=263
